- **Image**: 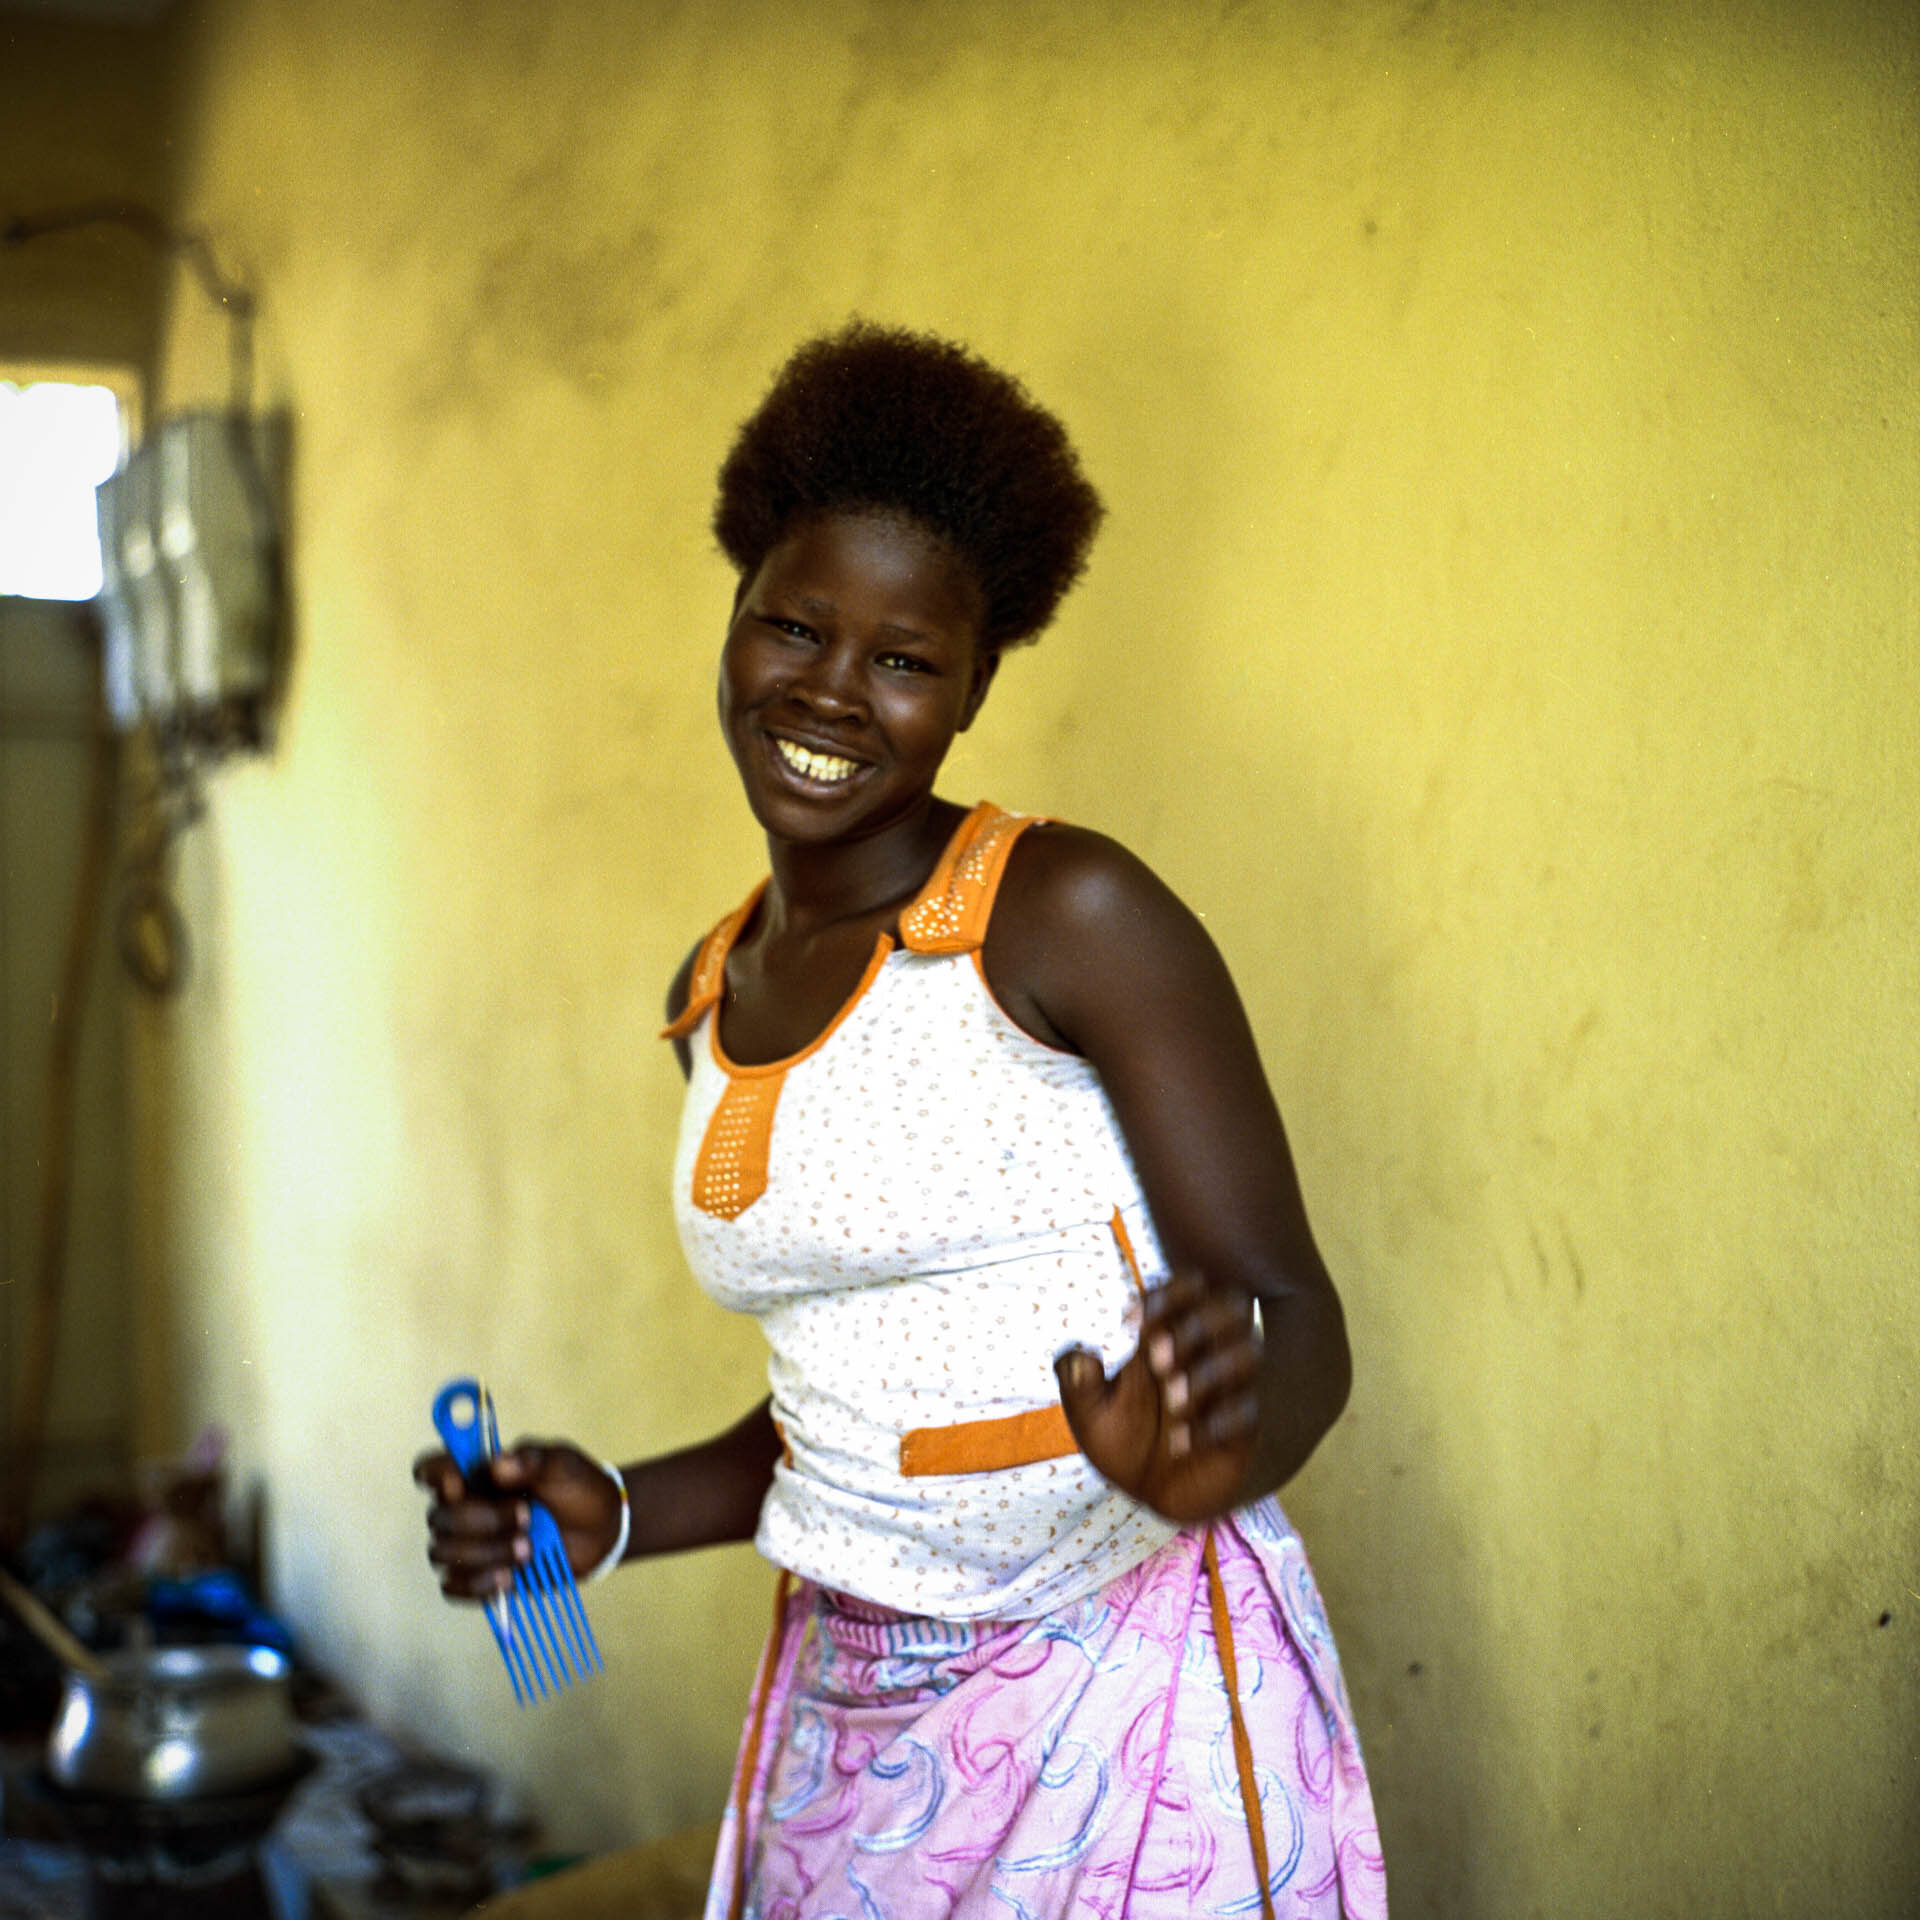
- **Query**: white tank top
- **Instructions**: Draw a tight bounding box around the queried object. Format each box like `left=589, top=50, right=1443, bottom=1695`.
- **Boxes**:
left=666, top=803, right=1177, bottom=1619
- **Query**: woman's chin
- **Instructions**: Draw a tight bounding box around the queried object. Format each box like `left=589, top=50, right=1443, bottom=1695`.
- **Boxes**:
left=743, top=773, right=876, bottom=839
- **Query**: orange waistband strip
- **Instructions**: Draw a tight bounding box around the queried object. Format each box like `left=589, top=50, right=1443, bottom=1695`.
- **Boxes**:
left=898, top=1212, right=1147, bottom=1478
left=899, top=1402, right=1079, bottom=1477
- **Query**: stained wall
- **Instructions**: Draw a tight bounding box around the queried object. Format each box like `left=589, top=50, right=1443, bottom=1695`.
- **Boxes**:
left=135, top=1, right=1916, bottom=1911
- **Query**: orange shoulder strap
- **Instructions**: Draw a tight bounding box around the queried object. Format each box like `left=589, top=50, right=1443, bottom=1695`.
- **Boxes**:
left=659, top=881, right=766, bottom=1042
left=897, top=802, right=1047, bottom=955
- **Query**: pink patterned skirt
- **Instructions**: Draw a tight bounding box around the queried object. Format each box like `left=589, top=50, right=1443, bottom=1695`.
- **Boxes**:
left=703, top=1499, right=1387, bottom=1919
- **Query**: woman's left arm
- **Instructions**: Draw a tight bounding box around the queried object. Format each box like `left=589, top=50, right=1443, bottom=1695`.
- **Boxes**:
left=984, top=824, right=1351, bottom=1524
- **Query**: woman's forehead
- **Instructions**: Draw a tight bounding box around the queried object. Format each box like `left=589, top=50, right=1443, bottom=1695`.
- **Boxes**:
left=754, top=511, right=986, bottom=639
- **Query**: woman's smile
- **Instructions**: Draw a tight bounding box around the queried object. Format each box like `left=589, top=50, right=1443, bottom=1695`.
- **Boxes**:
left=770, top=733, right=867, bottom=787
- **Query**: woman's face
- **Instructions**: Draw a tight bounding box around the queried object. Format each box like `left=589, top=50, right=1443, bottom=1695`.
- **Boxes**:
left=719, top=511, right=996, bottom=846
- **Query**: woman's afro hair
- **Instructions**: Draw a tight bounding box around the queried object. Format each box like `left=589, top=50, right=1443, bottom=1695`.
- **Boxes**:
left=713, top=323, right=1105, bottom=652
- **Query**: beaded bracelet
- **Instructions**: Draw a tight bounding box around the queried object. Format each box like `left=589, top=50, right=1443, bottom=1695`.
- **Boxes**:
left=584, top=1459, right=630, bottom=1583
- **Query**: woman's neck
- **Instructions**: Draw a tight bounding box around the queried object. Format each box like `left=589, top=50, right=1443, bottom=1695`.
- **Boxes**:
left=761, top=796, right=967, bottom=939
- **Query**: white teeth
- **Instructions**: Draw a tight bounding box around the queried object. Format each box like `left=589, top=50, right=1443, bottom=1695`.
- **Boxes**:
left=774, top=737, right=860, bottom=784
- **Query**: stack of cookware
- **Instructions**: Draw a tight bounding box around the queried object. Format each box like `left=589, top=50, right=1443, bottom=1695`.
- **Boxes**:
left=7, top=1574, right=311, bottom=1920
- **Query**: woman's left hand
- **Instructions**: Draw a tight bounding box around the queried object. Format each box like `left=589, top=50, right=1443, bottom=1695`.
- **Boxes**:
left=1054, top=1270, right=1261, bottom=1524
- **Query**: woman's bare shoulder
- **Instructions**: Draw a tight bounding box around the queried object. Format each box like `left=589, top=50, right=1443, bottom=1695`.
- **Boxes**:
left=986, top=821, right=1225, bottom=1052
left=999, top=820, right=1206, bottom=949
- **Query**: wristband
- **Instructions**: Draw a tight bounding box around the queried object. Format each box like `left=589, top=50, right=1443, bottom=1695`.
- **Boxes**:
left=584, top=1459, right=631, bottom=1583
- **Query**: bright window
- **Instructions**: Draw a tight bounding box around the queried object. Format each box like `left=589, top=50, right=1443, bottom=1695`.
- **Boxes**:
left=0, top=372, right=136, bottom=601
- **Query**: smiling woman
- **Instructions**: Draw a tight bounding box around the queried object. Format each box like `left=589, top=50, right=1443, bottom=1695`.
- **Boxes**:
left=417, top=324, right=1387, bottom=1919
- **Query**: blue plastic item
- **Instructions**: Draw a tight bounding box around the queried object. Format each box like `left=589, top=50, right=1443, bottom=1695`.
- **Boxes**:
left=431, top=1379, right=603, bottom=1703
left=146, top=1570, right=295, bottom=1654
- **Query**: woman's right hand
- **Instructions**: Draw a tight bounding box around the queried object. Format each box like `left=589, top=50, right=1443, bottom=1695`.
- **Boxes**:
left=413, top=1441, right=624, bottom=1598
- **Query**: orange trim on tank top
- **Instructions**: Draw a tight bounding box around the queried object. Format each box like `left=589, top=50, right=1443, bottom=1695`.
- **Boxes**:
left=708, top=931, right=895, bottom=1078
left=660, top=882, right=766, bottom=1042
left=1109, top=1208, right=1147, bottom=1294
left=672, top=799, right=1037, bottom=1059
left=897, top=1211, right=1150, bottom=1476
left=688, top=931, right=895, bottom=1218
left=690, top=1073, right=784, bottom=1219
left=898, top=803, right=1045, bottom=954
left=682, top=803, right=1033, bottom=1220
left=899, top=1402, right=1078, bottom=1476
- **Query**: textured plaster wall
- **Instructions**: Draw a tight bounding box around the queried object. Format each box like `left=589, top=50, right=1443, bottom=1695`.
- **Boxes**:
left=140, top=0, right=1916, bottom=1911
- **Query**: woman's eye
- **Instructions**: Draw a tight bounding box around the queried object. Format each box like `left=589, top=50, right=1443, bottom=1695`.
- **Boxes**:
left=764, top=617, right=815, bottom=642
left=877, top=652, right=933, bottom=674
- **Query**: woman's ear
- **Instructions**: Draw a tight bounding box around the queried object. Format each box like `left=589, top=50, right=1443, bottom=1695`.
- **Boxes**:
left=958, top=647, right=1000, bottom=732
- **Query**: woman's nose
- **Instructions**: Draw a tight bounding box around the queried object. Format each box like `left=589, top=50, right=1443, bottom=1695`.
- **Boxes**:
left=788, top=641, right=866, bottom=718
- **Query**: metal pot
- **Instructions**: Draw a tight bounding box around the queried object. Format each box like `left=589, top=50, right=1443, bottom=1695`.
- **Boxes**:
left=47, top=1644, right=299, bottom=1800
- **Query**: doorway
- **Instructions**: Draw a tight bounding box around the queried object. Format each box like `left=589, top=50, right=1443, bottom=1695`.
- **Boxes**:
left=0, top=593, right=130, bottom=1529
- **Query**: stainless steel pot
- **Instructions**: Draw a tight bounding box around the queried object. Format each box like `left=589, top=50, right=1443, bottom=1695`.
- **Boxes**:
left=47, top=1644, right=299, bottom=1800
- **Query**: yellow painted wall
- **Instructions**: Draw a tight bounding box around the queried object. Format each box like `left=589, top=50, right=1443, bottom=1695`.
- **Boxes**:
left=138, top=0, right=1915, bottom=1910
